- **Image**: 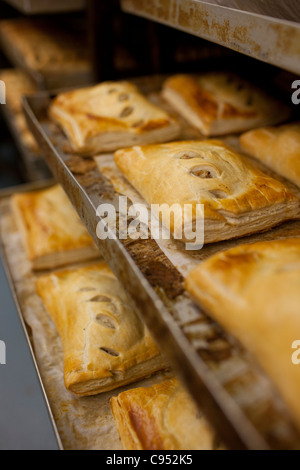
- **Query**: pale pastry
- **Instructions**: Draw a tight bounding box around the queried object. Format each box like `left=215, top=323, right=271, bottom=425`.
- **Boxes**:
left=114, top=140, right=300, bottom=245
left=11, top=185, right=99, bottom=270
left=240, top=122, right=300, bottom=187
left=162, top=73, right=291, bottom=136
left=49, top=81, right=180, bottom=155
left=36, top=263, right=165, bottom=396
left=185, top=238, right=300, bottom=429
left=110, top=378, right=219, bottom=450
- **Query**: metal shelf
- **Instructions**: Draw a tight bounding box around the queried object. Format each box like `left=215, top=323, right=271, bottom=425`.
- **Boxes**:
left=121, top=0, right=300, bottom=75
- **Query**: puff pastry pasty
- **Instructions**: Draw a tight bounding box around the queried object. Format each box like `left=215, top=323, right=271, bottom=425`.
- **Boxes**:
left=49, top=81, right=180, bottom=155
left=162, top=73, right=291, bottom=136
left=240, top=122, right=300, bottom=188
left=36, top=263, right=164, bottom=396
left=111, top=378, right=219, bottom=450
left=185, top=238, right=300, bottom=428
left=11, top=185, right=99, bottom=270
left=114, top=140, right=300, bottom=245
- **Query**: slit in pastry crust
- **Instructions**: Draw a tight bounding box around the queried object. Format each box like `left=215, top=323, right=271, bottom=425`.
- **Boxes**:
left=114, top=140, right=300, bottom=245
left=162, top=73, right=291, bottom=136
left=49, top=81, right=181, bottom=155
left=36, top=262, right=166, bottom=396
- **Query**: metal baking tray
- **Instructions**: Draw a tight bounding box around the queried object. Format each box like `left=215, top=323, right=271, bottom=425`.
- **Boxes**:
left=0, top=182, right=174, bottom=450
left=1, top=103, right=52, bottom=182
left=22, top=76, right=300, bottom=450
left=0, top=180, right=62, bottom=450
left=2, top=0, right=86, bottom=14
left=121, top=0, right=300, bottom=75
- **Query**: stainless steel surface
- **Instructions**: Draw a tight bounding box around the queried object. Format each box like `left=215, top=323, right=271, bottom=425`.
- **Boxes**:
left=0, top=197, right=61, bottom=449
left=2, top=0, right=86, bottom=14
left=203, top=0, right=300, bottom=22
left=121, top=0, right=300, bottom=75
left=22, top=83, right=300, bottom=450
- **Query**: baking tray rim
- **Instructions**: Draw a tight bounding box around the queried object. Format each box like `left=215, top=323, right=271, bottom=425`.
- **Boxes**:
left=0, top=181, right=63, bottom=450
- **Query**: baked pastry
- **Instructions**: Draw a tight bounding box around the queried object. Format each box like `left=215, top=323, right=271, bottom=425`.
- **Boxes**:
left=240, top=122, right=300, bottom=188
left=0, top=69, right=39, bottom=153
left=114, top=140, right=300, bottom=245
left=111, top=378, right=218, bottom=450
left=36, top=262, right=164, bottom=396
left=162, top=73, right=291, bottom=136
left=49, top=81, right=180, bottom=155
left=11, top=185, right=99, bottom=270
left=0, top=19, right=92, bottom=88
left=185, top=238, right=300, bottom=428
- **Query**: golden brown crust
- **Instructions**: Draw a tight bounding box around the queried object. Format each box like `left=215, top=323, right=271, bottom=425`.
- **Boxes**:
left=36, top=263, right=164, bottom=396
left=11, top=185, right=99, bottom=270
left=240, top=122, right=300, bottom=188
left=110, top=378, right=217, bottom=450
left=162, top=73, right=291, bottom=136
left=114, top=140, right=300, bottom=244
left=185, top=238, right=300, bottom=429
left=49, top=81, right=180, bottom=155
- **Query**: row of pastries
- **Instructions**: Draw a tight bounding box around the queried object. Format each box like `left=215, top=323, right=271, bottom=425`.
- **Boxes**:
left=11, top=185, right=220, bottom=450
left=10, top=71, right=300, bottom=449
